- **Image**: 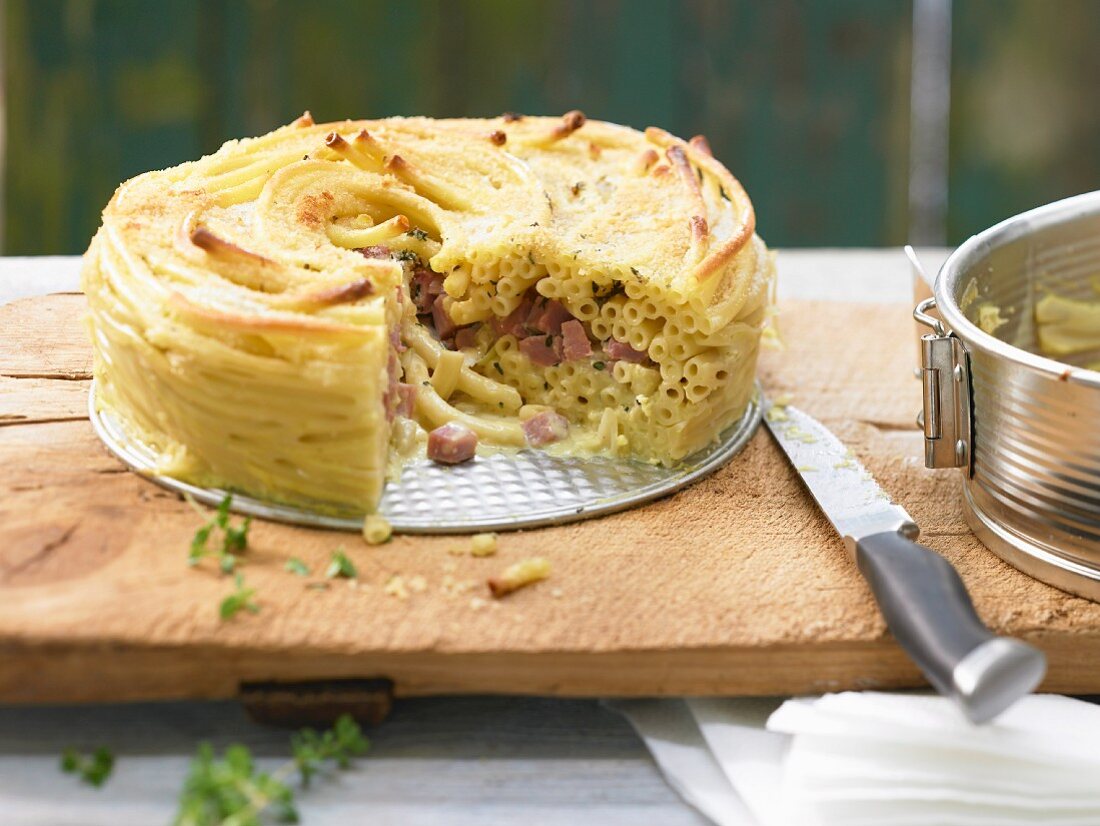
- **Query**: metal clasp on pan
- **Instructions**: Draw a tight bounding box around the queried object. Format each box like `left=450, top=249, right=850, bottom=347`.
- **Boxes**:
left=914, top=297, right=972, bottom=471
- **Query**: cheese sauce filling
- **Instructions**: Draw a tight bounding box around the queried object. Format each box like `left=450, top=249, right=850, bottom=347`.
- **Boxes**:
left=82, top=111, right=775, bottom=513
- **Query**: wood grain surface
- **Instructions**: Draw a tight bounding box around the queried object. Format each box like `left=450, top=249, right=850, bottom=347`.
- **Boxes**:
left=1, top=292, right=1097, bottom=704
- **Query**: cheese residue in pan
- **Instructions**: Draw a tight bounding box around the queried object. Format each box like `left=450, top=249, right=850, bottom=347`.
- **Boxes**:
left=1035, top=293, right=1100, bottom=357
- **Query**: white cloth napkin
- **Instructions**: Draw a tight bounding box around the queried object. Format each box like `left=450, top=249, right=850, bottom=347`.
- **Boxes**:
left=610, top=692, right=1100, bottom=826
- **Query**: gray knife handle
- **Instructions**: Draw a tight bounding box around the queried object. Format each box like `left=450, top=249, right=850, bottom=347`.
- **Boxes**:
left=855, top=530, right=1046, bottom=724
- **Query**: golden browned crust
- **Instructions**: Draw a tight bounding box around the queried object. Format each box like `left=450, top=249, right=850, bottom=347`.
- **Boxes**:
left=104, top=113, right=763, bottom=330
left=689, top=134, right=713, bottom=156
left=295, top=278, right=375, bottom=306
left=550, top=110, right=586, bottom=142
left=190, top=226, right=274, bottom=267
left=644, top=125, right=756, bottom=282
left=633, top=148, right=659, bottom=176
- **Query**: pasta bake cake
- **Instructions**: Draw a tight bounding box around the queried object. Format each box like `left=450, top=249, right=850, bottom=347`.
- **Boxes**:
left=82, top=111, right=775, bottom=513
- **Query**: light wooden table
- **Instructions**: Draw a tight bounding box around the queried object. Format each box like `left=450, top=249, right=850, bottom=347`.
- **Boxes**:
left=0, top=249, right=945, bottom=826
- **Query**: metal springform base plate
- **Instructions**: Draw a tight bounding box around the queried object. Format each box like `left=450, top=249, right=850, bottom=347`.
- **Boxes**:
left=89, top=381, right=762, bottom=534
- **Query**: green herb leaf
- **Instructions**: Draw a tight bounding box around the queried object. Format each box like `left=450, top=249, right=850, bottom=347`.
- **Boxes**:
left=60, top=748, right=79, bottom=773
left=190, top=524, right=213, bottom=562
left=284, top=558, right=310, bottom=577
left=593, top=361, right=605, bottom=371
left=61, top=746, right=115, bottom=788
left=215, top=495, right=232, bottom=528
left=219, top=574, right=260, bottom=621
left=223, top=516, right=252, bottom=553
left=406, top=228, right=429, bottom=241
left=324, top=548, right=357, bottom=580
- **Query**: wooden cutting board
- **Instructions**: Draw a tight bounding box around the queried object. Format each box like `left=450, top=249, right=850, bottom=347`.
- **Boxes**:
left=2, top=292, right=1099, bottom=705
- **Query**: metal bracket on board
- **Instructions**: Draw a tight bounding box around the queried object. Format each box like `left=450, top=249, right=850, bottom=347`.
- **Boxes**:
left=914, top=297, right=973, bottom=471
left=240, top=678, right=394, bottom=727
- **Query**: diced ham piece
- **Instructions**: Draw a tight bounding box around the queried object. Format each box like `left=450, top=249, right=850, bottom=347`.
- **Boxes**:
left=383, top=349, right=401, bottom=421
left=523, top=411, right=570, bottom=447
left=427, top=422, right=478, bottom=464
left=520, top=334, right=562, bottom=366
left=389, top=325, right=406, bottom=353
left=532, top=299, right=573, bottom=335
left=604, top=338, right=648, bottom=363
left=560, top=320, right=592, bottom=361
left=454, top=325, right=480, bottom=350
left=356, top=245, right=391, bottom=259
left=493, top=294, right=534, bottom=337
left=411, top=268, right=445, bottom=313
left=432, top=294, right=458, bottom=340
left=525, top=296, right=548, bottom=331
left=395, top=384, right=417, bottom=418
left=425, top=271, right=446, bottom=295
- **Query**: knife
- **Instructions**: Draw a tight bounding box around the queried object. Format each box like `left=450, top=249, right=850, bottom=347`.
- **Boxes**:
left=763, top=399, right=1046, bottom=724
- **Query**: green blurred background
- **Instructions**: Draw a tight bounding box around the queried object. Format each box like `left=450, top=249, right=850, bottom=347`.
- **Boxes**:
left=2, top=0, right=1099, bottom=254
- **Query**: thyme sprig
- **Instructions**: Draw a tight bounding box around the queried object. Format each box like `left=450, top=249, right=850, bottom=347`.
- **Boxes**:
left=174, top=715, right=369, bottom=826
left=188, top=494, right=253, bottom=574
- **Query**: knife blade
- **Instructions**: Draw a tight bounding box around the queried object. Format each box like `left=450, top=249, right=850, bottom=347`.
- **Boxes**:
left=763, top=399, right=1046, bottom=724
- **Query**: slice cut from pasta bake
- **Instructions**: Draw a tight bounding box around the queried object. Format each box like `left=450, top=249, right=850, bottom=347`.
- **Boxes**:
left=82, top=111, right=775, bottom=513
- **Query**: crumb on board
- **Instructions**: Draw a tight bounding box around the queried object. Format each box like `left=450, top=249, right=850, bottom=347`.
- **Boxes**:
left=470, top=533, right=498, bottom=557
left=551, top=588, right=564, bottom=599
left=440, top=574, right=478, bottom=597
left=362, top=514, right=393, bottom=545
left=449, top=533, right=499, bottom=557
left=470, top=596, right=489, bottom=611
left=408, top=575, right=428, bottom=594
left=488, top=557, right=551, bottom=598
left=384, top=575, right=409, bottom=600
